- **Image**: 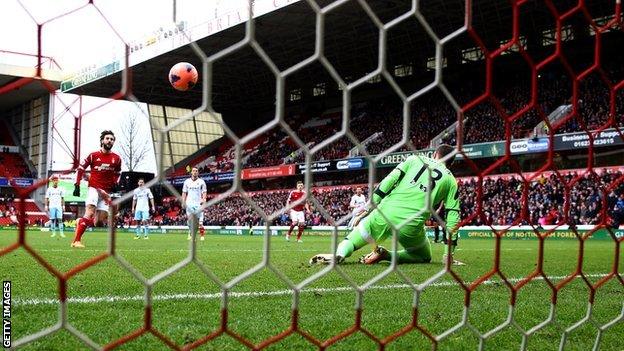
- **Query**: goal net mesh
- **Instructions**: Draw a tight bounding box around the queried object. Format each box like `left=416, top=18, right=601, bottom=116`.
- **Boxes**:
left=1, top=0, right=623, bottom=350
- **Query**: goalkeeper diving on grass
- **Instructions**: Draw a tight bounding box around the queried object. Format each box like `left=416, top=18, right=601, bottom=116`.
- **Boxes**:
left=310, top=144, right=465, bottom=265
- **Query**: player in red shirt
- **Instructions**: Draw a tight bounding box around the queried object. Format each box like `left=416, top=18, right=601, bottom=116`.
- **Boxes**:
left=285, top=181, right=310, bottom=242
left=70, top=130, right=122, bottom=248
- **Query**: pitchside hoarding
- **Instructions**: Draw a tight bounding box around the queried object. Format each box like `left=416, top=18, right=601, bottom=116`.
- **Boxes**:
left=122, top=225, right=622, bottom=240
left=0, top=178, right=34, bottom=188
left=211, top=226, right=622, bottom=240
left=459, top=226, right=623, bottom=240
left=554, top=128, right=623, bottom=150
left=297, top=157, right=365, bottom=174
left=169, top=157, right=366, bottom=184
left=166, top=129, right=621, bottom=182
left=241, top=165, right=295, bottom=179
left=168, top=172, right=235, bottom=185
left=378, top=129, right=622, bottom=167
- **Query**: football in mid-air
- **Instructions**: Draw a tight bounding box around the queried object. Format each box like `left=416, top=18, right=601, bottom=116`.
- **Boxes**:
left=169, top=62, right=198, bottom=91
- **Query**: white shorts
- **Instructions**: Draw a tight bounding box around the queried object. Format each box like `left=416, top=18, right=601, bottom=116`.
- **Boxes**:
left=48, top=207, right=63, bottom=219
left=186, top=205, right=205, bottom=223
left=290, top=210, right=305, bottom=224
left=85, top=187, right=110, bottom=211
left=134, top=210, right=150, bottom=221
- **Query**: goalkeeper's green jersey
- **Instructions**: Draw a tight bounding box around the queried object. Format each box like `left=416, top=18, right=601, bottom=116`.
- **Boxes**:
left=372, top=155, right=460, bottom=234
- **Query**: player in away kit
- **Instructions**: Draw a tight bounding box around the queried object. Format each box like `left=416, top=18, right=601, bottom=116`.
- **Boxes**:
left=347, top=187, right=367, bottom=229
left=71, top=130, right=122, bottom=248
left=132, top=178, right=155, bottom=239
left=182, top=167, right=207, bottom=241
left=285, top=181, right=311, bottom=243
left=45, top=175, right=65, bottom=238
left=311, top=144, right=465, bottom=265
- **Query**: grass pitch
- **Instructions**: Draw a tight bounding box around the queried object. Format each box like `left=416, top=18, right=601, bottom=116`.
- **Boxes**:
left=1, top=229, right=622, bottom=350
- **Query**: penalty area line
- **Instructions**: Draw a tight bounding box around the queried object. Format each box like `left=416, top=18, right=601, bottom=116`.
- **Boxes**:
left=13, top=273, right=608, bottom=307
left=30, top=248, right=320, bottom=253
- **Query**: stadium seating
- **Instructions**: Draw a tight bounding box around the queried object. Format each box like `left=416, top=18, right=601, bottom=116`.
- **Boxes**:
left=137, top=168, right=624, bottom=228
left=0, top=198, right=15, bottom=226
left=459, top=168, right=624, bottom=226
left=12, top=198, right=41, bottom=212
left=0, top=198, right=52, bottom=227
left=0, top=153, right=33, bottom=179
left=171, top=65, right=622, bottom=175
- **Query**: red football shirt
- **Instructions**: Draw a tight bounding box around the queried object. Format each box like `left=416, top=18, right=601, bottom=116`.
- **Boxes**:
left=287, top=190, right=306, bottom=211
left=75, top=150, right=122, bottom=192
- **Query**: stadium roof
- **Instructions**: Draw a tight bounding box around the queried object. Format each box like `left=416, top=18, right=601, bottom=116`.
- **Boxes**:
left=0, top=64, right=63, bottom=111
left=67, top=0, right=616, bottom=117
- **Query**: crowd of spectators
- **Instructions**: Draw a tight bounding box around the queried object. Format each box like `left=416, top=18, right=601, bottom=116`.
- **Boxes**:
left=560, top=73, right=623, bottom=133
left=119, top=168, right=624, bottom=228
left=462, top=68, right=624, bottom=144
left=117, top=186, right=367, bottom=228
left=0, top=196, right=18, bottom=224
left=185, top=66, right=622, bottom=174
left=0, top=120, right=32, bottom=178
left=115, top=197, right=189, bottom=227
left=459, top=168, right=624, bottom=226
left=0, top=195, right=47, bottom=226
left=0, top=152, right=36, bottom=179
left=194, top=159, right=233, bottom=174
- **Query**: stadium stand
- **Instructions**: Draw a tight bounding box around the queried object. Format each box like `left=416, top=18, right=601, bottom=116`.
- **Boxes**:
left=0, top=198, right=47, bottom=227
left=463, top=66, right=624, bottom=144
left=142, top=167, right=624, bottom=228
left=0, top=196, right=17, bottom=226
left=459, top=168, right=624, bottom=226
left=172, top=64, right=624, bottom=174
left=2, top=0, right=622, bottom=349
left=0, top=120, right=35, bottom=178
left=0, top=153, right=32, bottom=178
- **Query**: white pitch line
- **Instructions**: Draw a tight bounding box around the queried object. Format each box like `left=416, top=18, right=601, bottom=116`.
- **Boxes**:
left=30, top=249, right=320, bottom=253
left=12, top=273, right=609, bottom=307
left=23, top=247, right=556, bottom=253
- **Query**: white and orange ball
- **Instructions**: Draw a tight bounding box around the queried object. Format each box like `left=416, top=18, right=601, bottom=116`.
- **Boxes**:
left=168, top=62, right=198, bottom=91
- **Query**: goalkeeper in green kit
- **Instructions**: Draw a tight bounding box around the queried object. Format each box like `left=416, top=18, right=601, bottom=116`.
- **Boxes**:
left=310, top=144, right=465, bottom=265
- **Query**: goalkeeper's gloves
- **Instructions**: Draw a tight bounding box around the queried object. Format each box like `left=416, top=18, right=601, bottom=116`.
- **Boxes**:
left=309, top=253, right=344, bottom=265
left=442, top=237, right=465, bottom=265
left=442, top=254, right=466, bottom=266
left=359, top=246, right=390, bottom=265
left=110, top=183, right=120, bottom=194
left=73, top=184, right=80, bottom=197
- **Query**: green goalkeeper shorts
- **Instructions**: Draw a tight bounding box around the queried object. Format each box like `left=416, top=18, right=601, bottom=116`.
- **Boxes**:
left=359, top=209, right=427, bottom=244
left=353, top=209, right=431, bottom=262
